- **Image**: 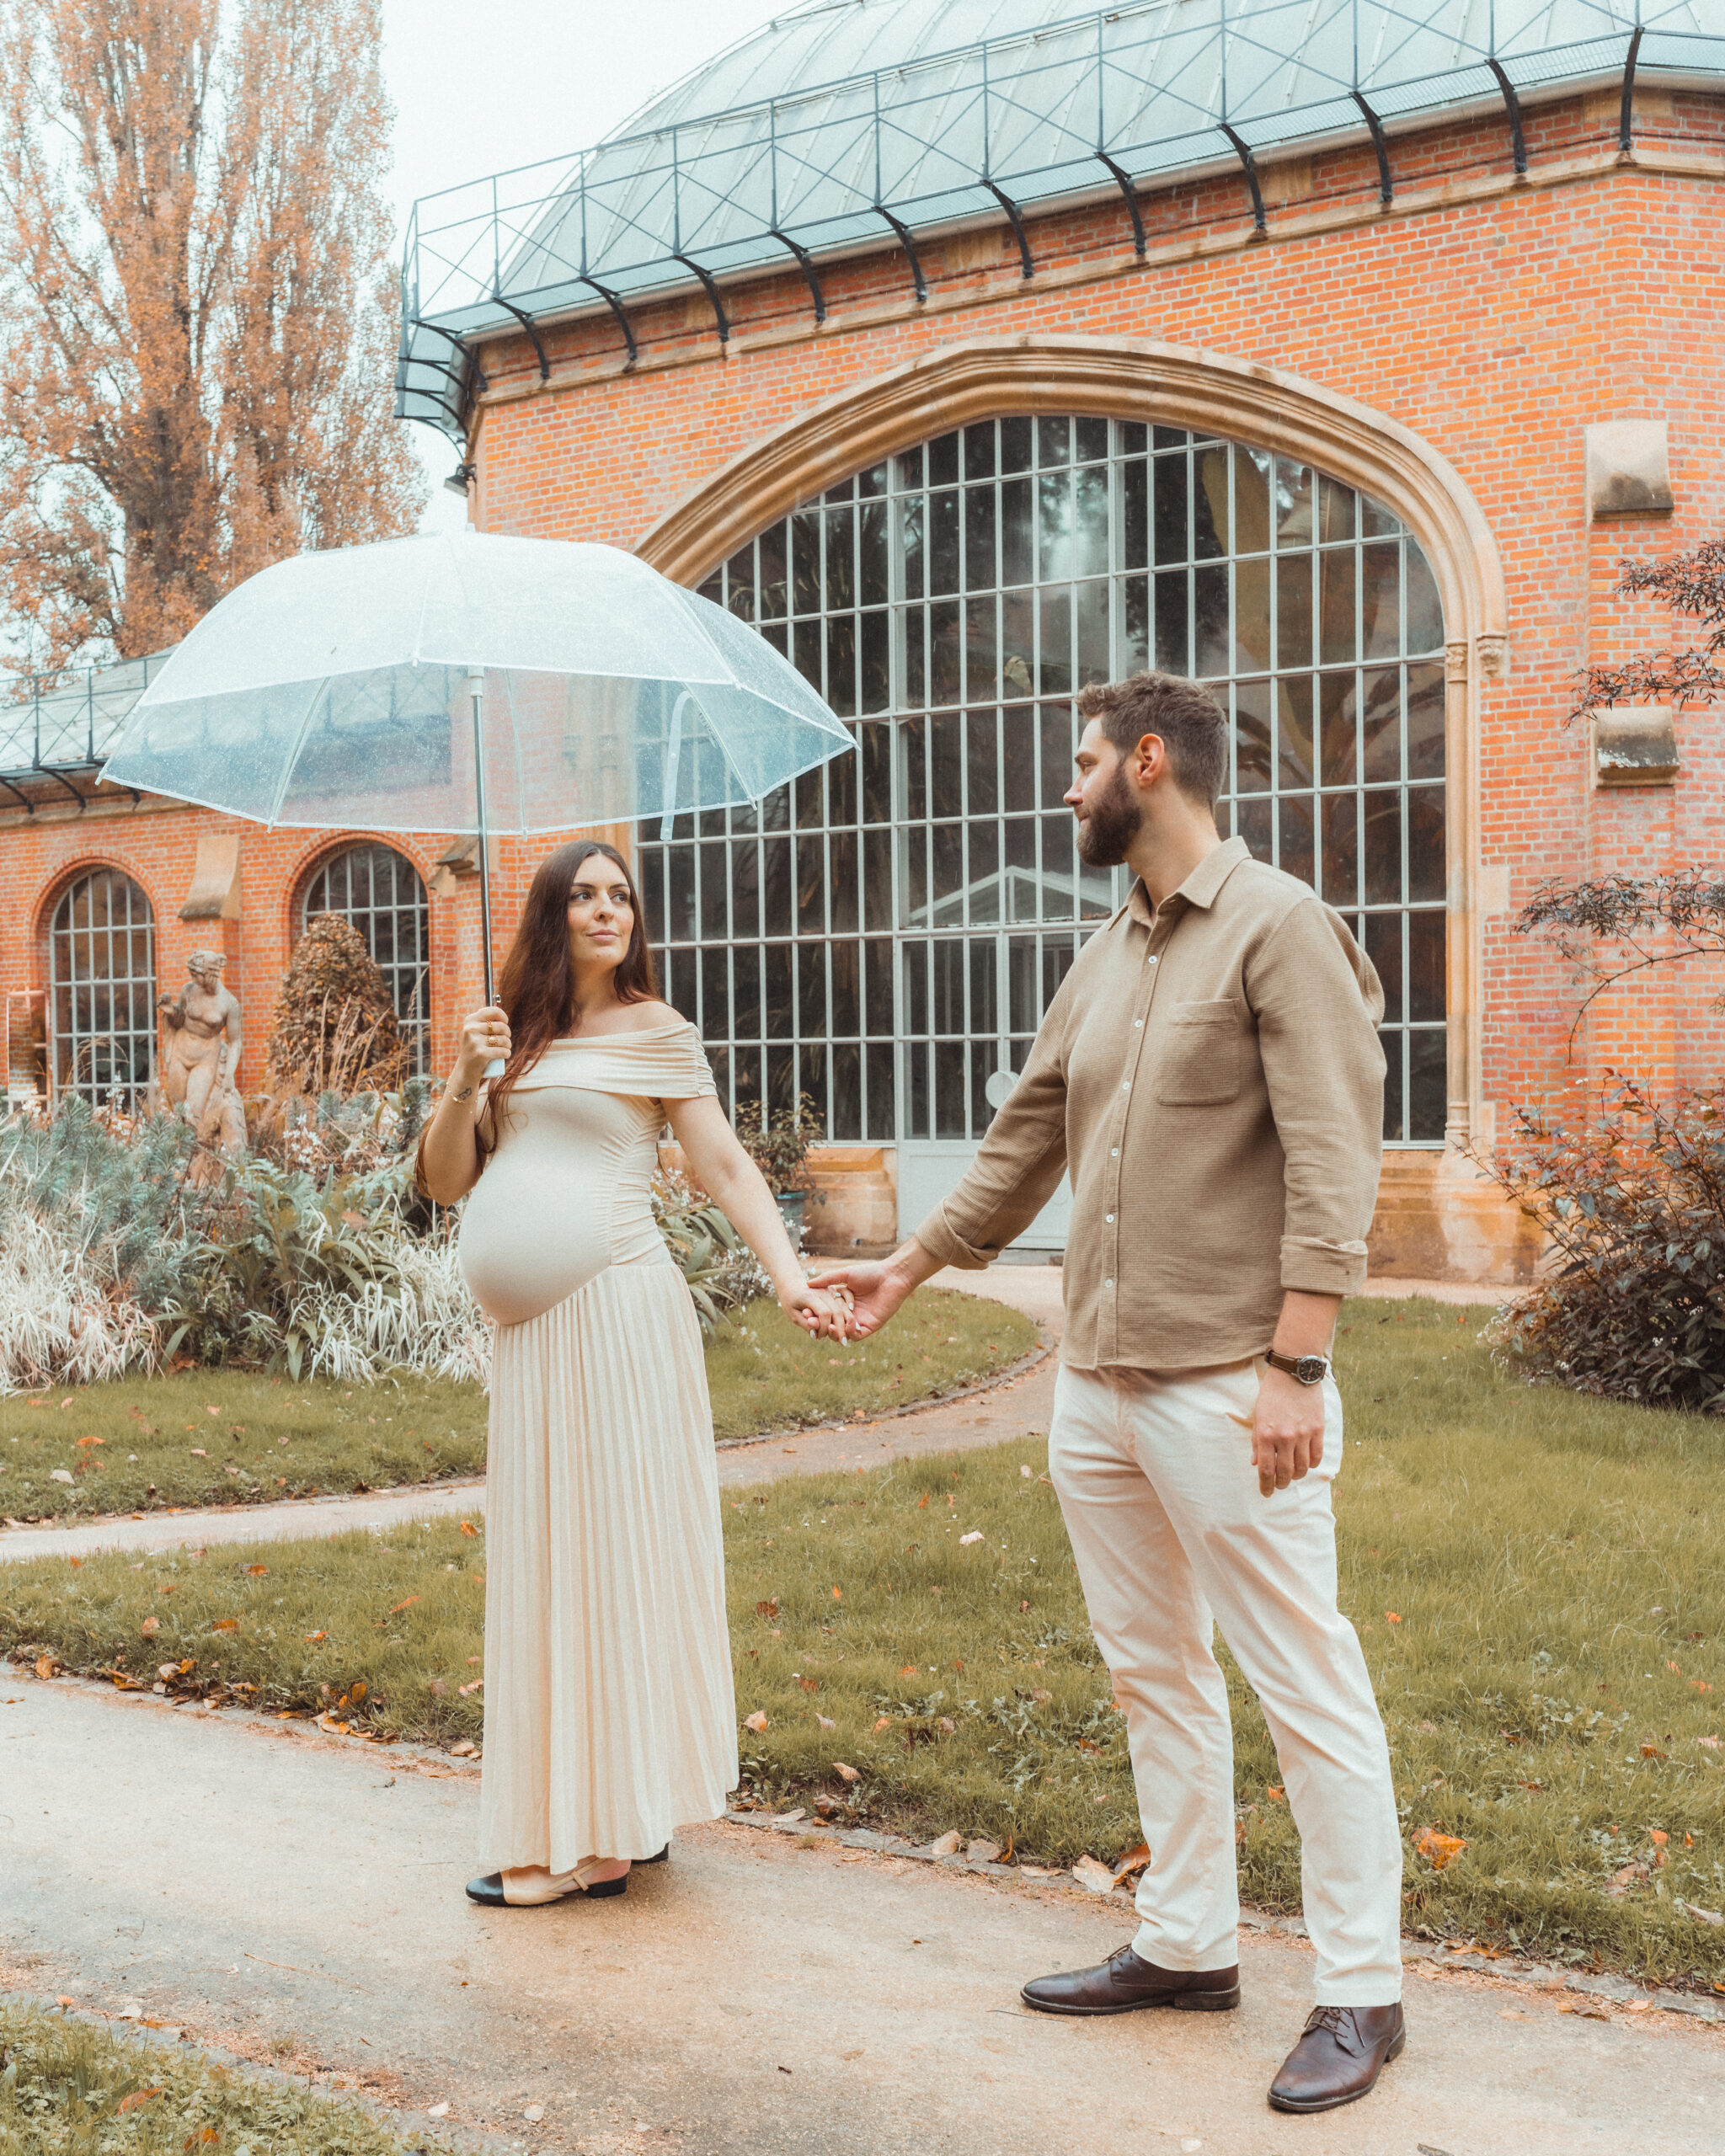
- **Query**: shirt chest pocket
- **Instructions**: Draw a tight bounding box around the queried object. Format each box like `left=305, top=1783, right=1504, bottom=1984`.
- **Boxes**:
left=1155, top=999, right=1241, bottom=1106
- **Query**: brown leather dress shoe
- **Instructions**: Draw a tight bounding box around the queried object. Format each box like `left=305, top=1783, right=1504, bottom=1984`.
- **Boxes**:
left=1268, top=2004, right=1405, bottom=2112
left=1021, top=1942, right=1241, bottom=2016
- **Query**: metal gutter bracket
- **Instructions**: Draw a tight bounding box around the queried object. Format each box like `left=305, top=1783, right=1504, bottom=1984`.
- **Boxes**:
left=1486, top=57, right=1528, bottom=176
left=580, top=277, right=638, bottom=366
left=673, top=253, right=732, bottom=344
left=874, top=207, right=927, bottom=303
left=1350, top=89, right=1394, bottom=205
left=1219, top=124, right=1268, bottom=236
left=769, top=227, right=827, bottom=323
left=492, top=294, right=551, bottom=382
left=983, top=180, right=1034, bottom=279
left=1620, top=25, right=1643, bottom=157
left=1094, top=151, right=1146, bottom=257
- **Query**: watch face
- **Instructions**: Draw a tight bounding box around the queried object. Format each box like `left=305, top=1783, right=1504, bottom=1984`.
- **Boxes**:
left=1294, top=1355, right=1327, bottom=1385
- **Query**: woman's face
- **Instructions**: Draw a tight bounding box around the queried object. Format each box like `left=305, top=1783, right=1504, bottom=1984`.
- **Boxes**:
left=566, top=859, right=634, bottom=976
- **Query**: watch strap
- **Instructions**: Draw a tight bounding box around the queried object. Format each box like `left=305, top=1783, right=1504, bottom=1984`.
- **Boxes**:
left=1263, top=1348, right=1330, bottom=1385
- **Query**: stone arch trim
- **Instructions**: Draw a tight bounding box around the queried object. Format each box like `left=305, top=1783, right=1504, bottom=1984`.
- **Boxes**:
left=637, top=334, right=1509, bottom=662
left=638, top=334, right=1505, bottom=1150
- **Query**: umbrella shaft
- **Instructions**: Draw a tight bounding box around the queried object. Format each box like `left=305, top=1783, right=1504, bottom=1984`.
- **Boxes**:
left=470, top=672, right=495, bottom=1006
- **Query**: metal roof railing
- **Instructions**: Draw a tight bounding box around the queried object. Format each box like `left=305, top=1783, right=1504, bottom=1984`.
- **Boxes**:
left=0, top=652, right=168, bottom=809
left=396, top=0, right=1724, bottom=446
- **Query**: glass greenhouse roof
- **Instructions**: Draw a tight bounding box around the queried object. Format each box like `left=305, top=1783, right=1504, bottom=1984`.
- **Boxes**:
left=398, top=0, right=1721, bottom=444
left=0, top=652, right=168, bottom=789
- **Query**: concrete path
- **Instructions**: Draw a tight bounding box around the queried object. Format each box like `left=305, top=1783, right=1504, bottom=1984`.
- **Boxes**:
left=4, top=1680, right=1719, bottom=2156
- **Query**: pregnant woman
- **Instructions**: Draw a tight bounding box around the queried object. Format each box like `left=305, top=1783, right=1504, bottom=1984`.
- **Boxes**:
left=418, top=838, right=847, bottom=1907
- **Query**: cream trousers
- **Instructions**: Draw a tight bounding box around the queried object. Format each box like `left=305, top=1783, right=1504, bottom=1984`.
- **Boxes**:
left=1049, top=1359, right=1402, bottom=2005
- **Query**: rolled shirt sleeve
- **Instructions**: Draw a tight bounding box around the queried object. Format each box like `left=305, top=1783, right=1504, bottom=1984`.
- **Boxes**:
left=1248, top=898, right=1386, bottom=1299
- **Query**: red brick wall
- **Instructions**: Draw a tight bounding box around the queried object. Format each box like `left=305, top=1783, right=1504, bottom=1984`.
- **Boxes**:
left=467, top=97, right=1725, bottom=1139
left=3, top=88, right=1720, bottom=1155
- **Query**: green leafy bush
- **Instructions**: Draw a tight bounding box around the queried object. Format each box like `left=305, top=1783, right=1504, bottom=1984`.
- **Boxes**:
left=1482, top=1076, right=1725, bottom=1412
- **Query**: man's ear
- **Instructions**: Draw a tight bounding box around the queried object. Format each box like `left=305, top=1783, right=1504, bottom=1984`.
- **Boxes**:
left=1131, top=731, right=1167, bottom=787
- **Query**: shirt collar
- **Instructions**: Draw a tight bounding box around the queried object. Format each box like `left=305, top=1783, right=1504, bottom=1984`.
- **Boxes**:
left=1124, top=835, right=1251, bottom=926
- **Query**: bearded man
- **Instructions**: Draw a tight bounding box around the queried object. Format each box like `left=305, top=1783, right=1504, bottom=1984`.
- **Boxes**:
left=812, top=671, right=1404, bottom=2114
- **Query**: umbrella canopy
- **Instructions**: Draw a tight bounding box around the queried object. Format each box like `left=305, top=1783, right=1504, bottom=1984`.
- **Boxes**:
left=99, top=529, right=851, bottom=835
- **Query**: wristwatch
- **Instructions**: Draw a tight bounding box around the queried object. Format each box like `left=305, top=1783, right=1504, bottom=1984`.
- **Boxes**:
left=1263, top=1348, right=1331, bottom=1386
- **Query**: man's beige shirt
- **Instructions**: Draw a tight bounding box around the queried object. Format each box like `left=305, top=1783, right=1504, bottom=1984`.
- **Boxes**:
left=915, top=836, right=1386, bottom=1370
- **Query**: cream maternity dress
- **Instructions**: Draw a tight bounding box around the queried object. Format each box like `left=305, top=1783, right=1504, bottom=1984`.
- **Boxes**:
left=458, top=1022, right=738, bottom=1872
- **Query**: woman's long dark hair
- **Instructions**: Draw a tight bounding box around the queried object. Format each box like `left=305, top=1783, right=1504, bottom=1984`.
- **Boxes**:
left=421, top=840, right=659, bottom=1183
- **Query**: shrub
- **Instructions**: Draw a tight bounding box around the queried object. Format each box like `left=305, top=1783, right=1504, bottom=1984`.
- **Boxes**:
left=1482, top=1075, right=1725, bottom=1412
left=265, top=916, right=405, bottom=1093
left=733, top=1091, right=823, bottom=1196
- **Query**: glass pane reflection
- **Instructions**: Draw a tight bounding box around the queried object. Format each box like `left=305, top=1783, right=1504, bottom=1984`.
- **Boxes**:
left=645, top=419, right=1447, bottom=1145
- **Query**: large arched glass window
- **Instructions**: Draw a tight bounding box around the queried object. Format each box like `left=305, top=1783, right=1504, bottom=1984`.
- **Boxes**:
left=50, top=868, right=157, bottom=1110
left=639, top=415, right=1445, bottom=1148
left=301, top=844, right=430, bottom=1075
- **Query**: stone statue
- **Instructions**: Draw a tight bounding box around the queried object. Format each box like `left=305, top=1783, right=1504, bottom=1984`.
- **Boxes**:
left=158, top=948, right=246, bottom=1159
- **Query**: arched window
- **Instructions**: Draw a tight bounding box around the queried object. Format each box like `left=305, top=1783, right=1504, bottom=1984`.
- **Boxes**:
left=639, top=415, right=1445, bottom=1155
left=301, top=844, right=430, bottom=1075
left=50, top=868, right=157, bottom=1110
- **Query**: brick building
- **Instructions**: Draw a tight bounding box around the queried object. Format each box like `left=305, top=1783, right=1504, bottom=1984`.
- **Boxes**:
left=5, top=1, right=1722, bottom=1280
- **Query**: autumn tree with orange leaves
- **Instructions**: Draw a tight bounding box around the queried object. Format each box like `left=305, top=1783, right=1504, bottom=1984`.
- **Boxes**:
left=0, top=0, right=425, bottom=672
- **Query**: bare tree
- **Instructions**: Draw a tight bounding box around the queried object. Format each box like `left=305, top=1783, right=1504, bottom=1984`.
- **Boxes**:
left=1517, top=540, right=1725, bottom=1038
left=0, top=0, right=425, bottom=670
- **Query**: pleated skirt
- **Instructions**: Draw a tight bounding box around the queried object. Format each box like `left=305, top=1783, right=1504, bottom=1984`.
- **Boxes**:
left=476, top=1257, right=739, bottom=1871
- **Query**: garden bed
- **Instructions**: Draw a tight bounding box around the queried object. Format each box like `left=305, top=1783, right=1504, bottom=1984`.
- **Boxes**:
left=0, top=1289, right=1040, bottom=1521
left=6, top=1298, right=1719, bottom=1987
left=0, top=1999, right=456, bottom=2156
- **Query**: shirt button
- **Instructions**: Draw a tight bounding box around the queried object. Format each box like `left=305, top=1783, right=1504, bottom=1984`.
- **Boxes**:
left=1105, top=1214, right=1114, bottom=1223
left=1111, top=1147, right=1119, bottom=1156
left=1135, top=1019, right=1143, bottom=1027
left=1121, top=1081, right=1130, bottom=1091
left=1147, top=956, right=1158, bottom=966
left=1104, top=1278, right=1114, bottom=1288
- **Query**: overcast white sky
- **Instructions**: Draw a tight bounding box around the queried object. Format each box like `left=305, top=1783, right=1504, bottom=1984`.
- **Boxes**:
left=379, top=1, right=787, bottom=530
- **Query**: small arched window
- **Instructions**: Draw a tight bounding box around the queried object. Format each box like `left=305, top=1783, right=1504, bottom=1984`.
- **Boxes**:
left=300, top=843, right=430, bottom=1075
left=50, top=868, right=157, bottom=1110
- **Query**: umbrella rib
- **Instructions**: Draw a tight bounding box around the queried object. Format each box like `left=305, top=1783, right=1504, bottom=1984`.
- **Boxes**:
left=264, top=675, right=334, bottom=829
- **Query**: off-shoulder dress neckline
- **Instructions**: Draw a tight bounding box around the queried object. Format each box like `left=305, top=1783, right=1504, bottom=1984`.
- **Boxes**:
left=547, top=1021, right=692, bottom=1047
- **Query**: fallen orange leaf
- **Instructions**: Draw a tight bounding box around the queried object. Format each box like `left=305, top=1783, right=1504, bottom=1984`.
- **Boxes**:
left=830, top=1587, right=842, bottom=1601
left=1415, top=1827, right=1467, bottom=1870
left=834, top=1761, right=860, bottom=1783
left=873, top=1716, right=891, bottom=1732
left=140, top=1617, right=160, bottom=1636
left=76, top=1435, right=104, bottom=1449
left=117, top=2089, right=163, bottom=2114
left=458, top=1520, right=478, bottom=1537
left=304, top=1630, right=328, bottom=1643
left=1267, top=1784, right=1285, bottom=1801
left=744, top=1710, right=768, bottom=1732
left=211, top=1619, right=238, bottom=1632
left=1651, top=1829, right=1669, bottom=1846
left=388, top=1596, right=420, bottom=1616
left=245, top=1564, right=268, bottom=1577
left=797, top=1676, right=819, bottom=1694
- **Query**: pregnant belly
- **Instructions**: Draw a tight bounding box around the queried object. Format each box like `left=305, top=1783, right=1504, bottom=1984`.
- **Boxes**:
left=460, top=1177, right=611, bottom=1327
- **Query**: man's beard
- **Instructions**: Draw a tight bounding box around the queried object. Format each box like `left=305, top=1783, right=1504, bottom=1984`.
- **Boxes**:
left=1074, top=762, right=1143, bottom=867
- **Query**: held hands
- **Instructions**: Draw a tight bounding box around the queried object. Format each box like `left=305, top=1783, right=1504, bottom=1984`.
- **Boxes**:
left=777, top=1277, right=852, bottom=1343
left=454, top=1005, right=511, bottom=1086
left=1251, top=1364, right=1326, bottom=1497
left=804, top=1259, right=913, bottom=1340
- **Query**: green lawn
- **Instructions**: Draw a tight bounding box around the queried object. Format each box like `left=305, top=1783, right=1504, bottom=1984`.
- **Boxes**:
left=0, top=1289, right=1040, bottom=1521
left=5, top=1298, right=1722, bottom=1987
left=0, top=1999, right=455, bottom=2156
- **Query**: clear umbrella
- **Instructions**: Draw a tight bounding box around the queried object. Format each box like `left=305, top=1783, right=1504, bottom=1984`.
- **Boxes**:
left=99, top=530, right=852, bottom=1001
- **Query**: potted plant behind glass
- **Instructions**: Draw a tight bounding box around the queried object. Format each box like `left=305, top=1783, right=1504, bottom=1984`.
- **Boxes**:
left=733, top=1094, right=824, bottom=1250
